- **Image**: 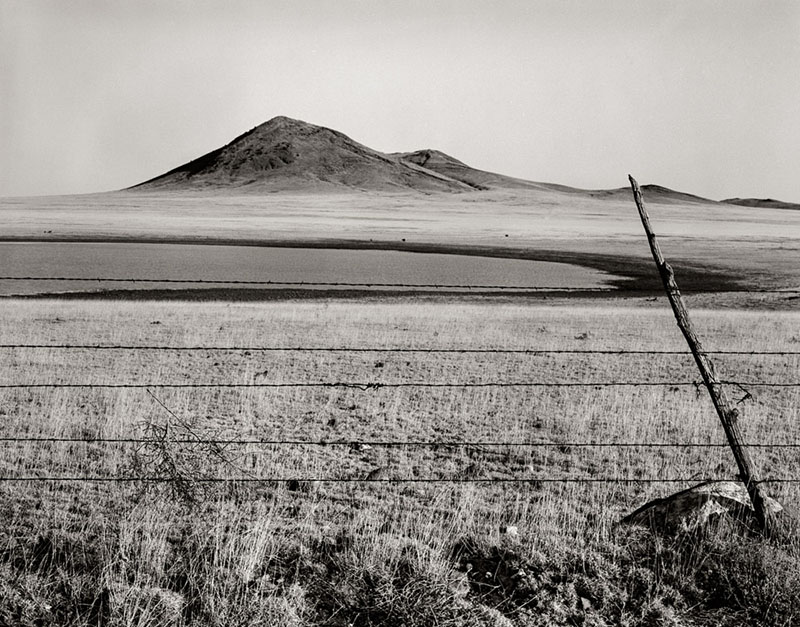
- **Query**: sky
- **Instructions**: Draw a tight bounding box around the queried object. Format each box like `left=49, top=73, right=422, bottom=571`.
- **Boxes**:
left=1, top=0, right=799, bottom=200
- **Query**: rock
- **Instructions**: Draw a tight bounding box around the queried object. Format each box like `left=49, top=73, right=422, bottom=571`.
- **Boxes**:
left=500, top=525, right=519, bottom=537
left=621, top=480, right=783, bottom=533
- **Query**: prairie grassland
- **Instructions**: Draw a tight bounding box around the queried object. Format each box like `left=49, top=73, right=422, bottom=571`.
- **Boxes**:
left=2, top=189, right=797, bottom=244
left=4, top=190, right=800, bottom=291
left=1, top=298, right=799, bottom=626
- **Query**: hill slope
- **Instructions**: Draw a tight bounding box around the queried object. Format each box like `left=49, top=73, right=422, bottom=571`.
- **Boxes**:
left=391, top=149, right=558, bottom=192
left=131, top=117, right=487, bottom=193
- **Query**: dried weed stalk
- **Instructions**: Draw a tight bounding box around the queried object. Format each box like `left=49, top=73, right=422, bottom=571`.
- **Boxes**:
left=126, top=389, right=249, bottom=505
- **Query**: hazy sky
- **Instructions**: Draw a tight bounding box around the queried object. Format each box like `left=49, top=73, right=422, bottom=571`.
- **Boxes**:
left=2, top=0, right=799, bottom=200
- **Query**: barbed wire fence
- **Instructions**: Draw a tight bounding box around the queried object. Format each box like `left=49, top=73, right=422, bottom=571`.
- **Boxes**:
left=1, top=277, right=799, bottom=489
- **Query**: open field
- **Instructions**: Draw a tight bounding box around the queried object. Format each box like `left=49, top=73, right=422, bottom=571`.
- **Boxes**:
left=1, top=298, right=799, bottom=625
left=2, top=189, right=800, bottom=291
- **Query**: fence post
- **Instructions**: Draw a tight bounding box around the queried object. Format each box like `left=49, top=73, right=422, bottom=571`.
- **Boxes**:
left=628, top=175, right=772, bottom=532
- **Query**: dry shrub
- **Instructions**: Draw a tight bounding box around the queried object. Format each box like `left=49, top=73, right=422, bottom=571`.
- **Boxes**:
left=313, top=555, right=483, bottom=627
left=694, top=537, right=800, bottom=626
left=616, top=517, right=800, bottom=627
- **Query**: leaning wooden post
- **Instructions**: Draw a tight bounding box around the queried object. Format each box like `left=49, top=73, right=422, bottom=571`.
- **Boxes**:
left=628, top=175, right=772, bottom=532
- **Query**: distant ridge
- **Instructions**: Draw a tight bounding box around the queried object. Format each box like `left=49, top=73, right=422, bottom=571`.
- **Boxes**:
left=585, top=184, right=716, bottom=205
left=722, top=198, right=800, bottom=211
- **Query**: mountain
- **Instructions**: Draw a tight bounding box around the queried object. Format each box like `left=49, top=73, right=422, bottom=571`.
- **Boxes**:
left=130, top=116, right=530, bottom=193
left=722, top=198, right=800, bottom=211
left=128, top=115, right=724, bottom=203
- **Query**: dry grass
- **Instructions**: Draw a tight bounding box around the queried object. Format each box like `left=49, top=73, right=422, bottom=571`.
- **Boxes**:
left=2, top=188, right=797, bottom=244
left=1, top=298, right=799, bottom=626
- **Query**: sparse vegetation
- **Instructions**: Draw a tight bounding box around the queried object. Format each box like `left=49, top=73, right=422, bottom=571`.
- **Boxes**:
left=0, top=298, right=798, bottom=625
left=2, top=186, right=800, bottom=294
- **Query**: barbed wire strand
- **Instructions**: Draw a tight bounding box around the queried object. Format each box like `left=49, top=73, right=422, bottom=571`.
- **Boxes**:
left=0, top=381, right=797, bottom=389
left=1, top=476, right=798, bottom=484
left=1, top=344, right=799, bottom=355
left=0, top=437, right=798, bottom=447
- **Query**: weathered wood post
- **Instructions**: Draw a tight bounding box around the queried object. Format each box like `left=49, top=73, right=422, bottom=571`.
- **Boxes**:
left=628, top=175, right=772, bottom=532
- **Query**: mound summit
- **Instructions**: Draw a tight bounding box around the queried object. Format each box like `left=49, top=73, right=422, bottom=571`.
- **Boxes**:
left=129, top=116, right=566, bottom=194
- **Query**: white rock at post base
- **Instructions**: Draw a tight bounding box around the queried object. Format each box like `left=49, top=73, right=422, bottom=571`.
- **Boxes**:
left=621, top=481, right=783, bottom=533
